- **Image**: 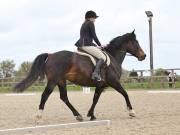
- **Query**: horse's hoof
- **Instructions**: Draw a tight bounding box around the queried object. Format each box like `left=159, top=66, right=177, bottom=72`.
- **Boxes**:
left=36, top=115, right=42, bottom=119
left=35, top=118, right=43, bottom=125
left=35, top=113, right=43, bottom=125
left=35, top=110, right=43, bottom=120
left=129, top=109, right=136, bottom=117
left=76, top=115, right=83, bottom=121
left=90, top=116, right=96, bottom=121
left=87, top=112, right=91, bottom=117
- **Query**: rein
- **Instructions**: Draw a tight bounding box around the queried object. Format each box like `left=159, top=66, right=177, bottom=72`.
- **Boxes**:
left=119, top=50, right=133, bottom=56
left=102, top=48, right=132, bottom=57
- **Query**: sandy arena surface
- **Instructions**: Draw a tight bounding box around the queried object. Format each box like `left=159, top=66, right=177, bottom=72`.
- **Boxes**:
left=0, top=90, right=180, bottom=135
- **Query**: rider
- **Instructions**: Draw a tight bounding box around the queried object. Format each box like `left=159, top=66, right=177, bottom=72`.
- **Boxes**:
left=75, top=10, right=106, bottom=81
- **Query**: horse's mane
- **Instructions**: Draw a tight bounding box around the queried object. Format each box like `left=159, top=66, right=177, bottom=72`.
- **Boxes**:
left=104, top=32, right=136, bottom=54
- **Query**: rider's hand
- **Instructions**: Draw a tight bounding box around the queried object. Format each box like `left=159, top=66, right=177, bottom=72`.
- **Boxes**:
left=97, top=45, right=105, bottom=50
left=100, top=45, right=105, bottom=50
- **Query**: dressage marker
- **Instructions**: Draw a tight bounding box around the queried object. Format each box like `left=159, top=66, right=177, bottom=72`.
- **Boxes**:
left=83, top=87, right=91, bottom=94
left=148, top=90, right=180, bottom=94
left=0, top=120, right=111, bottom=134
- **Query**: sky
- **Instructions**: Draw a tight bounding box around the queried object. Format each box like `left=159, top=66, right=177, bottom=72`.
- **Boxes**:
left=0, top=0, right=180, bottom=71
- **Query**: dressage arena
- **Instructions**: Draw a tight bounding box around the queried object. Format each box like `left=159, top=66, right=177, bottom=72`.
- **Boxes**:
left=0, top=89, right=180, bottom=135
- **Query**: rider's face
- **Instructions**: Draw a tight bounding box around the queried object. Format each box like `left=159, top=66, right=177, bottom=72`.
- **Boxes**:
left=89, top=18, right=96, bottom=22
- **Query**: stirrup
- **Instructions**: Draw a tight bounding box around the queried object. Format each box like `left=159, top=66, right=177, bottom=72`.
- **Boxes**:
left=92, top=77, right=102, bottom=82
left=97, top=77, right=102, bottom=81
left=92, top=73, right=102, bottom=82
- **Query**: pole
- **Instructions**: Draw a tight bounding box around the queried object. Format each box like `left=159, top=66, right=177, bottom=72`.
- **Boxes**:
left=148, top=17, right=154, bottom=76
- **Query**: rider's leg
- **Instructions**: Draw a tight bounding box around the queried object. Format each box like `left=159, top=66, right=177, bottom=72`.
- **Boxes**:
left=91, top=59, right=104, bottom=81
left=80, top=46, right=106, bottom=81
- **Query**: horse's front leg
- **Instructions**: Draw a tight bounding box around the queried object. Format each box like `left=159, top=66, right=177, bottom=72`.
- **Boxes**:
left=109, top=81, right=136, bottom=117
left=87, top=86, right=105, bottom=120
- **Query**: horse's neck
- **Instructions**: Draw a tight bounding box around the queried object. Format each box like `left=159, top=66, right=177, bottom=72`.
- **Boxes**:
left=104, top=49, right=125, bottom=79
left=108, top=49, right=126, bottom=65
left=114, top=51, right=126, bottom=65
left=104, top=42, right=127, bottom=65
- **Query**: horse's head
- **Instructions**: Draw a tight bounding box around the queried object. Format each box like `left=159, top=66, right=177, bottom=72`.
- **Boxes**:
left=126, top=30, right=146, bottom=61
left=104, top=30, right=146, bottom=62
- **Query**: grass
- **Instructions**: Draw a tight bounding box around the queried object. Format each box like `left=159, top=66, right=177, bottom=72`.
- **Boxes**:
left=0, top=85, right=95, bottom=93
left=123, top=82, right=168, bottom=89
left=1, top=82, right=180, bottom=93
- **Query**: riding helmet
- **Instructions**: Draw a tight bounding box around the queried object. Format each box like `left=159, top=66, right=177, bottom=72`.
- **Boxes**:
left=85, top=10, right=99, bottom=19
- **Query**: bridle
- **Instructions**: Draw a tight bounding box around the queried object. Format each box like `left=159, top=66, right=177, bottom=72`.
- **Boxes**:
left=119, top=50, right=133, bottom=56
left=101, top=47, right=133, bottom=56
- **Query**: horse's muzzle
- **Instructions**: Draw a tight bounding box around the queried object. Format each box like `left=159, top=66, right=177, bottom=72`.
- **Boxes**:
left=137, top=49, right=146, bottom=61
left=138, top=54, right=146, bottom=61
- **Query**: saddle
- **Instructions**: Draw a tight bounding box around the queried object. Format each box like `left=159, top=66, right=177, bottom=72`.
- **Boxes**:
left=76, top=48, right=111, bottom=66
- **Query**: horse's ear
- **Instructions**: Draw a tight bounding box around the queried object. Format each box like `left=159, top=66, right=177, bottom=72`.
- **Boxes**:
left=132, top=29, right=135, bottom=34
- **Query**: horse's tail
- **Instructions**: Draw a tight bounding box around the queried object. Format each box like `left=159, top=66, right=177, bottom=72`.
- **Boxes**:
left=14, top=53, right=48, bottom=92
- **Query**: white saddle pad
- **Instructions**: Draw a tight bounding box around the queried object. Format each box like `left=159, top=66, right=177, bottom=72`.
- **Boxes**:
left=76, top=50, right=111, bottom=66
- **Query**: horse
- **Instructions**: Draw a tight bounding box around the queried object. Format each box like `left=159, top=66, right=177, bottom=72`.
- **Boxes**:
left=14, top=30, right=146, bottom=121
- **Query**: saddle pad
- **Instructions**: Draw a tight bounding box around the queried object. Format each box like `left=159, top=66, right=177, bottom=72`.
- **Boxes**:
left=76, top=50, right=110, bottom=66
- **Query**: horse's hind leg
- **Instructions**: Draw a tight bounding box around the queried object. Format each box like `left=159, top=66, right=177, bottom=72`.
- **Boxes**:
left=58, top=81, right=83, bottom=121
left=36, top=81, right=56, bottom=120
left=110, top=81, right=136, bottom=117
left=87, top=86, right=105, bottom=120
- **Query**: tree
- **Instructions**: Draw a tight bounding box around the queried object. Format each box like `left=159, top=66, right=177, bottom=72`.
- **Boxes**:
left=15, top=61, right=32, bottom=77
left=121, top=68, right=130, bottom=79
left=129, top=69, right=138, bottom=77
left=0, top=66, right=3, bottom=78
left=154, top=68, right=169, bottom=76
left=0, top=60, right=15, bottom=78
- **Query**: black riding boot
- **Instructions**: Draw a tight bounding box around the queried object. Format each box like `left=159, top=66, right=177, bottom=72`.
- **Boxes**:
left=92, top=59, right=104, bottom=81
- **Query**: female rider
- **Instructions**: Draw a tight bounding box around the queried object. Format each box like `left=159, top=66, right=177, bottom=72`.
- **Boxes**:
left=75, top=10, right=106, bottom=81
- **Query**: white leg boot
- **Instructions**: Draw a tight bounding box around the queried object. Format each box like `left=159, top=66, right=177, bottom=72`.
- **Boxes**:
left=129, top=109, right=136, bottom=117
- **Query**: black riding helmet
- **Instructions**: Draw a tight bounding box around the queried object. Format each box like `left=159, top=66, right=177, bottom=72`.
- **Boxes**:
left=85, top=10, right=99, bottom=19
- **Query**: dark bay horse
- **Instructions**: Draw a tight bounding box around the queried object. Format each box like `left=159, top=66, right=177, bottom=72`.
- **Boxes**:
left=14, top=30, right=146, bottom=121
